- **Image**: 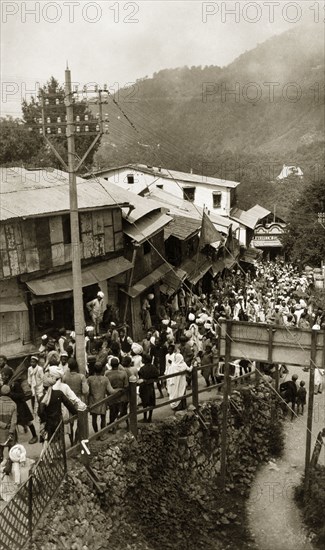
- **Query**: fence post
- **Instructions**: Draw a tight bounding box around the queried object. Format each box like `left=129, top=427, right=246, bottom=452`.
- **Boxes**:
left=304, top=328, right=317, bottom=498
left=61, top=421, right=67, bottom=473
left=28, top=474, right=33, bottom=539
left=220, top=320, right=232, bottom=490
left=129, top=376, right=138, bottom=438
left=77, top=409, right=89, bottom=443
left=192, top=365, right=199, bottom=409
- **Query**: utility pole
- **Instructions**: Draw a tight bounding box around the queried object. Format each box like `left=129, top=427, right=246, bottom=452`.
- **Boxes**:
left=65, top=67, right=85, bottom=373
left=38, top=67, right=109, bottom=373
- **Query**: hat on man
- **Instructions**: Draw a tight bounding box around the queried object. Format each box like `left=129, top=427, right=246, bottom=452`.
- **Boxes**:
left=97, top=291, right=105, bottom=298
left=131, top=343, right=143, bottom=355
left=47, top=365, right=64, bottom=379
left=60, top=351, right=68, bottom=357
left=0, top=385, right=11, bottom=396
left=31, top=355, right=39, bottom=361
left=41, top=335, right=48, bottom=341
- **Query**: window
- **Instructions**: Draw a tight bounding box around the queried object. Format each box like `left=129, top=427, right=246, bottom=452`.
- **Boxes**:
left=157, top=184, right=164, bottom=190
left=127, top=173, right=134, bottom=184
left=230, top=188, right=237, bottom=208
left=212, top=192, right=222, bottom=209
left=62, top=214, right=72, bottom=244
left=183, top=186, right=195, bottom=202
left=143, top=240, right=151, bottom=255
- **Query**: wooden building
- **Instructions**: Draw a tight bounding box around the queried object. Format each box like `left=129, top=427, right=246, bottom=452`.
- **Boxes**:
left=0, top=167, right=134, bottom=357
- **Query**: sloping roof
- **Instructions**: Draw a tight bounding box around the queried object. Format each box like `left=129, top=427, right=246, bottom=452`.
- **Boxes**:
left=146, top=188, right=239, bottom=234
left=164, top=216, right=201, bottom=241
left=124, top=212, right=172, bottom=243
left=247, top=204, right=271, bottom=221
left=122, top=263, right=172, bottom=298
left=26, top=256, right=132, bottom=296
left=85, top=164, right=240, bottom=189
left=180, top=254, right=212, bottom=285
left=231, top=204, right=271, bottom=229
left=160, top=267, right=187, bottom=296
left=0, top=167, right=131, bottom=221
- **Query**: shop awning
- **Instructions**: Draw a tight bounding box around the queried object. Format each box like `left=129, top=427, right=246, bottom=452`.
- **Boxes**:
left=160, top=267, right=187, bottom=296
left=0, top=296, right=28, bottom=313
left=180, top=254, right=212, bottom=286
left=123, top=263, right=172, bottom=299
left=26, top=257, right=133, bottom=296
left=124, top=213, right=172, bottom=244
left=240, top=248, right=263, bottom=264
left=210, top=258, right=225, bottom=277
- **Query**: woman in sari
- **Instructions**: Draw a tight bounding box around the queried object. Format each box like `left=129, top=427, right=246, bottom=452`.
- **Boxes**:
left=166, top=353, right=192, bottom=412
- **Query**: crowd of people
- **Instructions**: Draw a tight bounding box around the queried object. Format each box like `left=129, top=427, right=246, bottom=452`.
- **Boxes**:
left=0, top=260, right=324, bottom=473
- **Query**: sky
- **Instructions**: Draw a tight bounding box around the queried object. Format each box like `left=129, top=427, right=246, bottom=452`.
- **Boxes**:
left=1, top=0, right=322, bottom=117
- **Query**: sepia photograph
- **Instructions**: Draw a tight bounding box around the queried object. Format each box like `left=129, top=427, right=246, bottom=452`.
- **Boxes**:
left=0, top=1, right=324, bottom=549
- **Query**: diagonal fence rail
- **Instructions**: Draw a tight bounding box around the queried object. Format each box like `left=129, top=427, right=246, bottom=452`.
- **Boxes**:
left=0, top=421, right=66, bottom=550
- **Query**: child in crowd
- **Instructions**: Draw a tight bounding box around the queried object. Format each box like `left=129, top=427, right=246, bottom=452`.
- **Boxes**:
left=296, top=380, right=307, bottom=415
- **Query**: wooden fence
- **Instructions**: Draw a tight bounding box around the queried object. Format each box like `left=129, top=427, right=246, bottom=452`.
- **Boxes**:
left=0, top=421, right=66, bottom=550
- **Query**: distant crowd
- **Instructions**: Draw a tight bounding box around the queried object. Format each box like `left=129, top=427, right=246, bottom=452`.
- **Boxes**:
left=0, top=260, right=324, bottom=476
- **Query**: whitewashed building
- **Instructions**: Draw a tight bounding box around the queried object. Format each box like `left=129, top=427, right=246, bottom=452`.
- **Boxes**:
left=84, top=164, right=241, bottom=217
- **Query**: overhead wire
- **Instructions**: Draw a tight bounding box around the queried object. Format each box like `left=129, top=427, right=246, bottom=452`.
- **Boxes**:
left=73, top=150, right=317, bottom=430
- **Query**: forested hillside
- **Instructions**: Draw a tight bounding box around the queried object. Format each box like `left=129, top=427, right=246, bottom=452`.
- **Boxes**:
left=93, top=24, right=324, bottom=219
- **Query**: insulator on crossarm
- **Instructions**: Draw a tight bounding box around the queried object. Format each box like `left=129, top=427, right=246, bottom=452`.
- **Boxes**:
left=76, top=115, right=80, bottom=122
left=45, top=98, right=49, bottom=105
left=76, top=126, right=80, bottom=132
left=105, top=114, right=109, bottom=122
left=47, top=127, right=51, bottom=134
left=85, top=125, right=89, bottom=132
left=96, top=124, right=100, bottom=131
left=96, top=113, right=99, bottom=119
left=58, top=127, right=62, bottom=134
left=84, top=114, right=89, bottom=121
left=46, top=117, right=51, bottom=123
left=57, top=117, right=61, bottom=123
left=39, top=128, right=43, bottom=134
left=38, top=118, right=42, bottom=124
left=55, top=98, right=60, bottom=105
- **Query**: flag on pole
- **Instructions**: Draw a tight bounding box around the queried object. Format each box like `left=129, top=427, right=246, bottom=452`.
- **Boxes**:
left=199, top=211, right=224, bottom=251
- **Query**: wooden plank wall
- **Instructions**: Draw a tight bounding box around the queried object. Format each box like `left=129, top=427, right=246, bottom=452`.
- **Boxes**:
left=0, top=208, right=123, bottom=279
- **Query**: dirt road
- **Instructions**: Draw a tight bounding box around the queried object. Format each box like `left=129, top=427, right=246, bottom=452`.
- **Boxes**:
left=247, top=366, right=325, bottom=550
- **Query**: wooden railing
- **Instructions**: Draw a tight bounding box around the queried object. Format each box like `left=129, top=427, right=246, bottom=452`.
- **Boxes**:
left=66, top=362, right=257, bottom=457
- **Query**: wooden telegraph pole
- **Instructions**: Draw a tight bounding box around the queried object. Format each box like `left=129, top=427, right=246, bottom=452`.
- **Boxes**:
left=65, top=68, right=86, bottom=373
left=39, top=67, right=109, bottom=373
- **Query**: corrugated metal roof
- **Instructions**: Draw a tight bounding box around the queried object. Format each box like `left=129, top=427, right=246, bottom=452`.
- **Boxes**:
left=124, top=212, right=172, bottom=243
left=146, top=188, right=239, bottom=234
left=87, top=164, right=240, bottom=189
left=0, top=167, right=132, bottom=221
left=164, top=216, right=201, bottom=241
left=231, top=204, right=271, bottom=229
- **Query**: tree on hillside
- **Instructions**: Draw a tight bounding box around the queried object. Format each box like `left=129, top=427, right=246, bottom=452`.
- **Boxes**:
left=0, top=117, right=41, bottom=165
left=281, top=177, right=325, bottom=267
left=22, top=76, right=100, bottom=171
